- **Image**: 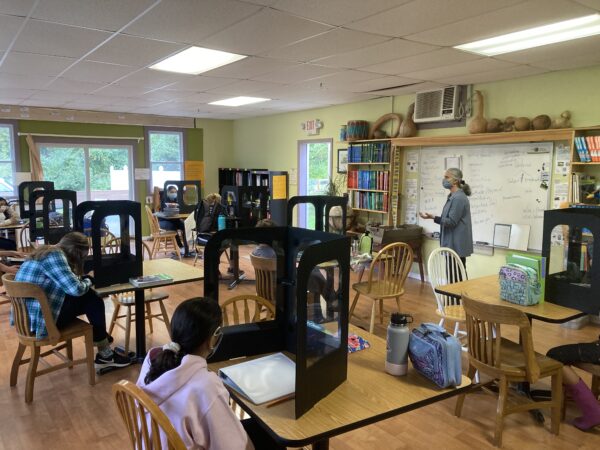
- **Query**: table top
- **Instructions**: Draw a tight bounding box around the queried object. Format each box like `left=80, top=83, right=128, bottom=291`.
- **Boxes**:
left=436, top=274, right=584, bottom=323
left=94, top=258, right=203, bottom=296
left=155, top=212, right=191, bottom=220
left=0, top=220, right=28, bottom=230
left=209, top=325, right=470, bottom=446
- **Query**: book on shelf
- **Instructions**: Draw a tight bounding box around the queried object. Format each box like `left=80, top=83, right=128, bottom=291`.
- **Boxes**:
left=585, top=136, right=600, bottom=162
left=218, top=352, right=295, bottom=405
left=348, top=141, right=391, bottom=163
left=129, top=273, right=174, bottom=287
left=574, top=137, right=590, bottom=162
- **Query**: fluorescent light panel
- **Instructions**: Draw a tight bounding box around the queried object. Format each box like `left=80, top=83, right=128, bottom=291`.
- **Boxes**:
left=455, top=14, right=600, bottom=56
left=150, top=46, right=246, bottom=75
left=209, top=96, right=271, bottom=107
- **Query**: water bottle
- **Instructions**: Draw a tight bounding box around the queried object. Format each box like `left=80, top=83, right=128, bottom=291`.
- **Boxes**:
left=217, top=214, right=226, bottom=231
left=385, top=313, right=412, bottom=376
left=359, top=230, right=373, bottom=254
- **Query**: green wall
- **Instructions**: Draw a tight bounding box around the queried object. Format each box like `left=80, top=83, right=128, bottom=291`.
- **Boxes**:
left=16, top=120, right=204, bottom=235
left=230, top=63, right=600, bottom=279
left=195, top=118, right=234, bottom=195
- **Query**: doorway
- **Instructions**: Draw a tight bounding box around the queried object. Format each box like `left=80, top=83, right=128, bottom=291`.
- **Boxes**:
left=297, top=140, right=332, bottom=228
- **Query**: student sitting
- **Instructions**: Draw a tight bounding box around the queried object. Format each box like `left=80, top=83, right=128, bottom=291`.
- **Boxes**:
left=159, top=186, right=189, bottom=255
left=137, top=297, right=284, bottom=449
left=0, top=197, right=20, bottom=251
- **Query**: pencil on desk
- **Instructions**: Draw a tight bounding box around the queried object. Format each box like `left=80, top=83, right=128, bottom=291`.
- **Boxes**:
left=265, top=393, right=295, bottom=408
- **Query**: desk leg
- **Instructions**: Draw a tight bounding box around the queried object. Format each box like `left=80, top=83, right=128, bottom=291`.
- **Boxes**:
left=312, top=439, right=329, bottom=450
left=134, top=289, right=146, bottom=361
left=228, top=243, right=246, bottom=290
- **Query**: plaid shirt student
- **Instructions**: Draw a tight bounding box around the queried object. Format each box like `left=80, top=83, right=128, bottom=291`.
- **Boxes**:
left=14, top=249, right=91, bottom=338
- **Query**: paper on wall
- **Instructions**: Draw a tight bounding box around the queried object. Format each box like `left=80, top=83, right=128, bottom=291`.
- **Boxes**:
left=406, top=151, right=418, bottom=172
left=405, top=204, right=417, bottom=224
left=404, top=178, right=418, bottom=201
left=555, top=144, right=570, bottom=175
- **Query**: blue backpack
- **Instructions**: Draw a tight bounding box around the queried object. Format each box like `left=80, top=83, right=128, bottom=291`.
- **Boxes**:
left=408, top=323, right=462, bottom=388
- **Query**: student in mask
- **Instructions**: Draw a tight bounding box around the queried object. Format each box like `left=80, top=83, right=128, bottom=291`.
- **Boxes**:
left=159, top=186, right=189, bottom=256
left=419, top=168, right=473, bottom=269
left=0, top=197, right=20, bottom=250
left=137, top=297, right=284, bottom=449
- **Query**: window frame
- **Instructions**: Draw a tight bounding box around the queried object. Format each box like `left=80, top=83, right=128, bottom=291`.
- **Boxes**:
left=144, top=127, right=187, bottom=193
left=0, top=120, right=20, bottom=197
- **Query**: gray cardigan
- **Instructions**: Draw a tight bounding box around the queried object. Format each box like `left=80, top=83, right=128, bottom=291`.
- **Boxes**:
left=433, top=189, right=473, bottom=257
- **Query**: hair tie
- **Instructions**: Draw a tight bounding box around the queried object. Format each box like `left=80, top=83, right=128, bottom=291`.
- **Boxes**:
left=460, top=179, right=465, bottom=185
left=162, top=342, right=181, bottom=354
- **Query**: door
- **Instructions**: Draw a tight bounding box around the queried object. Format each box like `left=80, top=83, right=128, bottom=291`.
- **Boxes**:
left=297, top=140, right=332, bottom=228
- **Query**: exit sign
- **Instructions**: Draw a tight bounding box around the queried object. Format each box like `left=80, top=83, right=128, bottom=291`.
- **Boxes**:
left=302, top=118, right=322, bottom=135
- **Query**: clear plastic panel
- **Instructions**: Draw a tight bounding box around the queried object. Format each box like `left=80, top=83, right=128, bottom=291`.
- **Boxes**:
left=548, top=224, right=594, bottom=287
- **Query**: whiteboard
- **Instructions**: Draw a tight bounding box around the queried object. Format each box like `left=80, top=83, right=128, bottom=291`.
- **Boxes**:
left=418, top=142, right=553, bottom=251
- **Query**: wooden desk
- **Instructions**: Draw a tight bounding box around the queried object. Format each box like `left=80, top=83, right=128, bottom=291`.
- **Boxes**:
left=94, top=259, right=203, bottom=357
left=154, top=212, right=190, bottom=221
left=436, top=274, right=584, bottom=323
left=210, top=325, right=471, bottom=449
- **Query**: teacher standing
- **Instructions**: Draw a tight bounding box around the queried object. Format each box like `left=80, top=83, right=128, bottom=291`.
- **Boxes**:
left=419, top=168, right=473, bottom=267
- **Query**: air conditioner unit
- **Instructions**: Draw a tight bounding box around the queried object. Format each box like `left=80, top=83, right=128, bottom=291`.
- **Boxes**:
left=414, top=86, right=460, bottom=123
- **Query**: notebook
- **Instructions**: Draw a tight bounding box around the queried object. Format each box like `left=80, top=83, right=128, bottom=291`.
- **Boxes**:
left=129, top=273, right=173, bottom=288
left=218, top=352, right=295, bottom=405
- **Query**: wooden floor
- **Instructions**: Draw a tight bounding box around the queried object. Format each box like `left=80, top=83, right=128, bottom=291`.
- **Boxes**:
left=1, top=247, right=599, bottom=449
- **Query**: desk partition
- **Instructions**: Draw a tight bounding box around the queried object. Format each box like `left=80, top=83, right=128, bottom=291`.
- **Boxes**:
left=30, top=189, right=77, bottom=245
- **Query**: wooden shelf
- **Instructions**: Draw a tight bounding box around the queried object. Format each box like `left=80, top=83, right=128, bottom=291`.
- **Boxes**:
left=352, top=208, right=388, bottom=213
left=347, top=188, right=387, bottom=192
left=347, top=162, right=390, bottom=165
left=572, top=162, right=600, bottom=166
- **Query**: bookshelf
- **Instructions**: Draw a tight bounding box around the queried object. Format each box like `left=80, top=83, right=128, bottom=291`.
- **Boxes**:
left=218, top=168, right=269, bottom=191
left=571, top=127, right=600, bottom=205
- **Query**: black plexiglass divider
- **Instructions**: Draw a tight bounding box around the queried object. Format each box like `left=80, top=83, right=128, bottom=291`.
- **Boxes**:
left=18, top=181, right=54, bottom=229
left=163, top=180, right=201, bottom=214
left=287, top=195, right=347, bottom=234
left=30, top=189, right=77, bottom=245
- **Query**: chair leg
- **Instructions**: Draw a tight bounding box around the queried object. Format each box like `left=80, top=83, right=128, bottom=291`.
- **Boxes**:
left=369, top=301, right=377, bottom=334
left=108, top=302, right=120, bottom=335
left=455, top=364, right=476, bottom=417
left=158, top=300, right=171, bottom=337
left=10, top=343, right=26, bottom=387
left=25, top=346, right=41, bottom=403
left=551, top=370, right=562, bottom=436
left=379, top=299, right=384, bottom=324
left=84, top=330, right=96, bottom=386
left=494, top=377, right=509, bottom=447
left=151, top=237, right=159, bottom=259
left=146, top=303, right=153, bottom=333
left=395, top=296, right=401, bottom=313
left=66, top=339, right=73, bottom=369
left=125, top=306, right=132, bottom=355
left=349, top=291, right=361, bottom=318
left=172, top=237, right=181, bottom=260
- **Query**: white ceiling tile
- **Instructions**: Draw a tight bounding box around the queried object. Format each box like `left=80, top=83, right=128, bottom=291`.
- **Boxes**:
left=46, top=77, right=107, bottom=94
left=494, top=33, right=600, bottom=64
left=436, top=65, right=549, bottom=85
left=86, top=34, right=186, bottom=67
left=0, top=52, right=76, bottom=77
left=347, top=0, right=523, bottom=37
left=0, top=0, right=36, bottom=16
left=0, top=88, right=35, bottom=99
left=297, top=70, right=398, bottom=91
left=64, top=94, right=121, bottom=106
left=165, top=76, right=239, bottom=92
left=108, top=97, right=158, bottom=107
left=115, top=69, right=192, bottom=89
left=63, top=60, right=137, bottom=84
left=263, top=28, right=389, bottom=62
left=205, top=57, right=296, bottom=79
left=0, top=98, right=27, bottom=105
left=533, top=54, right=600, bottom=70
left=369, top=81, right=447, bottom=96
left=21, top=98, right=70, bottom=107
left=0, top=15, right=25, bottom=52
left=362, top=48, right=479, bottom=75
left=271, top=0, right=408, bottom=26
left=572, top=0, right=600, bottom=10
left=123, top=0, right=261, bottom=44
left=206, top=79, right=286, bottom=95
left=27, top=90, right=82, bottom=102
left=91, top=84, right=152, bottom=97
left=253, top=63, right=339, bottom=83
left=349, top=76, right=424, bottom=93
left=138, top=90, right=197, bottom=102
left=31, top=0, right=157, bottom=32
left=200, top=8, right=333, bottom=56
left=0, top=72, right=55, bottom=89
left=407, top=0, right=597, bottom=47
left=13, top=19, right=112, bottom=58
left=402, top=58, right=517, bottom=81
left=60, top=103, right=106, bottom=112
left=314, top=38, right=438, bottom=69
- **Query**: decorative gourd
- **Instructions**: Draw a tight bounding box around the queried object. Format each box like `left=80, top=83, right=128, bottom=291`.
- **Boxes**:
left=551, top=110, right=572, bottom=129
left=398, top=103, right=417, bottom=137
left=514, top=117, right=531, bottom=131
left=487, top=118, right=503, bottom=133
left=532, top=114, right=551, bottom=130
left=467, top=90, right=487, bottom=134
left=369, top=113, right=402, bottom=139
left=503, top=116, right=515, bottom=132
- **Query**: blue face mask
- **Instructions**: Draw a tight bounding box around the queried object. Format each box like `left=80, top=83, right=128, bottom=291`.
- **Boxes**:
left=167, top=192, right=177, bottom=201
left=442, top=179, right=453, bottom=189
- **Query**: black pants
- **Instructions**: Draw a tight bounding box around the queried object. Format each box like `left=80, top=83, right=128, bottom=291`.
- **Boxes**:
left=241, top=418, right=286, bottom=450
left=547, top=339, right=600, bottom=365
left=159, top=219, right=188, bottom=253
left=0, top=236, right=16, bottom=250
left=56, top=290, right=108, bottom=343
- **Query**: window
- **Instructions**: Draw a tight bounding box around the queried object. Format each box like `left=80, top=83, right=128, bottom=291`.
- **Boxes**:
left=0, top=123, right=17, bottom=196
left=297, top=140, right=332, bottom=228
left=148, top=130, right=184, bottom=189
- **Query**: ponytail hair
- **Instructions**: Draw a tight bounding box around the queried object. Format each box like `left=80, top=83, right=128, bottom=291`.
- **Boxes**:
left=144, top=297, right=222, bottom=384
left=446, top=167, right=471, bottom=197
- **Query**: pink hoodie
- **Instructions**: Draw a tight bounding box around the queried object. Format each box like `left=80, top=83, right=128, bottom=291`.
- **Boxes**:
left=137, top=350, right=254, bottom=450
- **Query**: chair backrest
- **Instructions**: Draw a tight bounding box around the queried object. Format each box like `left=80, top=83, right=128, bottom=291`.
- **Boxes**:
left=2, top=273, right=61, bottom=344
left=145, top=205, right=161, bottom=235
left=221, top=294, right=276, bottom=326
left=113, top=380, right=186, bottom=450
left=366, top=242, right=413, bottom=296
left=462, top=294, right=540, bottom=383
left=249, top=253, right=277, bottom=302
left=18, top=226, right=35, bottom=253
left=427, top=247, right=467, bottom=315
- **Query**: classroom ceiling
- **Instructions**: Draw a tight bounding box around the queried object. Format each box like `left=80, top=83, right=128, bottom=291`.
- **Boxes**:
left=1, top=0, right=600, bottom=120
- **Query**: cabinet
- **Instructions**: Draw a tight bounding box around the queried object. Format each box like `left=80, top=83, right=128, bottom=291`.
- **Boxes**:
left=218, top=168, right=269, bottom=191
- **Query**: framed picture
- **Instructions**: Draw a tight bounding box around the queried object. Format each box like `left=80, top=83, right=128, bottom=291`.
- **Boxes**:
left=337, top=149, right=348, bottom=173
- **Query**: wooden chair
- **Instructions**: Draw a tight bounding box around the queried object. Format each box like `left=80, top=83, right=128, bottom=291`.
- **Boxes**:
left=350, top=242, right=413, bottom=334
left=3, top=273, right=95, bottom=403
left=455, top=294, right=563, bottom=447
left=18, top=226, right=35, bottom=253
left=221, top=294, right=276, bottom=326
left=108, top=241, right=171, bottom=354
left=144, top=205, right=181, bottom=260
left=113, top=380, right=186, bottom=450
left=249, top=253, right=277, bottom=303
left=427, top=247, right=467, bottom=342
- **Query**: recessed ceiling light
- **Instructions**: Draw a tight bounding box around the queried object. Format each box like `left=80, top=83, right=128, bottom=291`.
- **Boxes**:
left=209, top=96, right=271, bottom=107
left=455, top=14, right=600, bottom=56
left=150, top=46, right=246, bottom=75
